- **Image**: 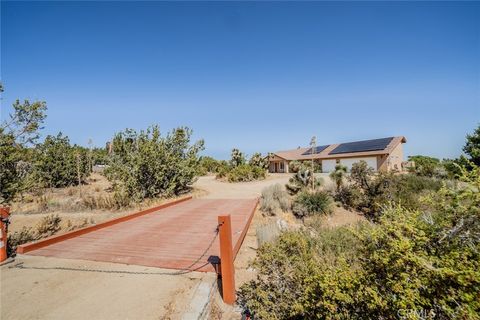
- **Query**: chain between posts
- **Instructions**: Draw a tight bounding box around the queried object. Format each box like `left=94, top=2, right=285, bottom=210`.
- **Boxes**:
left=10, top=223, right=221, bottom=276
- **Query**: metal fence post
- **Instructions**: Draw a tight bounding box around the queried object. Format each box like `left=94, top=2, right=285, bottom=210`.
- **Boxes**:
left=218, top=214, right=235, bottom=304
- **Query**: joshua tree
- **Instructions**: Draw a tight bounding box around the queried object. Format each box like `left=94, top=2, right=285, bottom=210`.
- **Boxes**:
left=230, top=148, right=246, bottom=167
left=329, top=164, right=348, bottom=191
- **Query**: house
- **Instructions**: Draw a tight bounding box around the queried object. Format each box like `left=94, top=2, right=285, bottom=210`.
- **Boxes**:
left=268, top=136, right=406, bottom=173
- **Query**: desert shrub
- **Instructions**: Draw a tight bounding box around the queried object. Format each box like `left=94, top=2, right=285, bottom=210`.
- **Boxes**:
left=197, top=156, right=222, bottom=175
left=36, top=214, right=62, bottom=237
left=240, top=165, right=480, bottom=319
left=259, top=184, right=290, bottom=216
left=6, top=214, right=63, bottom=255
left=291, top=190, right=333, bottom=219
left=287, top=160, right=303, bottom=173
left=81, top=194, right=123, bottom=210
left=385, top=174, right=442, bottom=209
left=463, top=123, right=480, bottom=166
left=285, top=169, right=322, bottom=195
left=33, top=133, right=90, bottom=188
left=105, top=126, right=204, bottom=203
left=239, top=227, right=362, bottom=319
left=226, top=164, right=266, bottom=182
left=333, top=184, right=363, bottom=209
left=334, top=161, right=442, bottom=220
left=443, top=155, right=474, bottom=179
left=90, top=147, right=108, bottom=165
left=6, top=226, right=38, bottom=256
left=354, top=203, right=480, bottom=319
left=215, top=162, right=230, bottom=179
left=66, top=218, right=90, bottom=231
left=256, top=222, right=281, bottom=247
left=408, top=155, right=441, bottom=177
left=217, top=149, right=267, bottom=182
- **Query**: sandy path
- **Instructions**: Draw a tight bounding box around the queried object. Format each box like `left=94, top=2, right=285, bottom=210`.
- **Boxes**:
left=1, top=256, right=214, bottom=320
left=193, top=174, right=293, bottom=199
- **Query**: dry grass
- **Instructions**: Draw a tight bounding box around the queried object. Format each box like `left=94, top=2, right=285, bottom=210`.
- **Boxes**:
left=11, top=173, right=113, bottom=214
left=256, top=221, right=281, bottom=247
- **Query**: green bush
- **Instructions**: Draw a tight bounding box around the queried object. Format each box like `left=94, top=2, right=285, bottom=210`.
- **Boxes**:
left=287, top=160, right=303, bottom=173
left=259, top=184, right=290, bottom=216
left=463, top=123, right=480, bottom=166
left=105, top=126, right=204, bottom=203
left=408, top=155, right=441, bottom=177
left=226, top=164, right=266, bottom=182
left=240, top=165, right=480, bottom=319
left=239, top=228, right=362, bottom=319
left=197, top=156, right=223, bottom=175
left=292, top=190, right=333, bottom=218
left=216, top=149, right=267, bottom=182
left=0, top=99, right=47, bottom=204
left=334, top=161, right=442, bottom=220
left=33, top=133, right=90, bottom=188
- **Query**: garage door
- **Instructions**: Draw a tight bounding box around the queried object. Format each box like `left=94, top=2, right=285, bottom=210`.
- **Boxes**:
left=322, top=159, right=337, bottom=173
left=340, top=157, right=377, bottom=171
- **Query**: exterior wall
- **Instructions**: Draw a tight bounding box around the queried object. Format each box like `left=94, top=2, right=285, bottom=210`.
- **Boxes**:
left=269, top=160, right=289, bottom=173
left=377, top=143, right=404, bottom=171
left=340, top=157, right=377, bottom=171
left=322, top=159, right=337, bottom=173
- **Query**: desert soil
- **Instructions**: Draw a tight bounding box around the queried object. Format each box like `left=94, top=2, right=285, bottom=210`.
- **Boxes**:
left=1, top=173, right=363, bottom=320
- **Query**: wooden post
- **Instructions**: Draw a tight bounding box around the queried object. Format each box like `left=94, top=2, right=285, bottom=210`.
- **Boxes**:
left=218, top=215, right=235, bottom=305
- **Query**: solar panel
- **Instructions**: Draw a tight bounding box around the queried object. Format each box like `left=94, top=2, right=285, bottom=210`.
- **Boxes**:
left=301, top=145, right=329, bottom=155
left=329, top=137, right=394, bottom=155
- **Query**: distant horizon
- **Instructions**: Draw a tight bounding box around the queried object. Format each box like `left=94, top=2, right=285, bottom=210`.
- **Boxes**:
left=2, top=1, right=479, bottom=160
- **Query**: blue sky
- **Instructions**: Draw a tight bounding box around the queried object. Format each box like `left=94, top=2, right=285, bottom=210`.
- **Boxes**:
left=1, top=1, right=479, bottom=160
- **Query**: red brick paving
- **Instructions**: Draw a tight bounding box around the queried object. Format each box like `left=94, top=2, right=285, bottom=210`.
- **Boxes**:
left=25, top=199, right=258, bottom=272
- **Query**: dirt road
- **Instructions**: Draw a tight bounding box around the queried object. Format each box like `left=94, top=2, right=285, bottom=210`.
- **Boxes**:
left=193, top=173, right=293, bottom=199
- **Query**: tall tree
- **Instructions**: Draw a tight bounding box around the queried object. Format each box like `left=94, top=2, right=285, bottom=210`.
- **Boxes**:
left=0, top=99, right=47, bottom=204
left=464, top=124, right=480, bottom=166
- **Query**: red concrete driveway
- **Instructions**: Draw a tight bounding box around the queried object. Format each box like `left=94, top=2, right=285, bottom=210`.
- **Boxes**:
left=24, top=199, right=258, bottom=272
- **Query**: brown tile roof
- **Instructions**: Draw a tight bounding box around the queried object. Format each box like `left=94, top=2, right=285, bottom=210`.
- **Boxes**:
left=272, top=136, right=406, bottom=161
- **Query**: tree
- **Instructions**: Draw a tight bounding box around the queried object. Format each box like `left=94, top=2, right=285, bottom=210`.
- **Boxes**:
left=249, top=152, right=267, bottom=169
left=463, top=124, right=480, bottom=166
left=105, top=126, right=204, bottom=202
left=408, top=155, right=440, bottom=177
left=0, top=99, right=47, bottom=204
left=1, top=99, right=47, bottom=145
left=33, top=133, right=90, bottom=188
left=230, top=148, right=246, bottom=167
left=329, top=164, right=347, bottom=191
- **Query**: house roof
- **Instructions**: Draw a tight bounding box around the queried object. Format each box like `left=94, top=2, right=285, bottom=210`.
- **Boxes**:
left=271, top=136, right=406, bottom=161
